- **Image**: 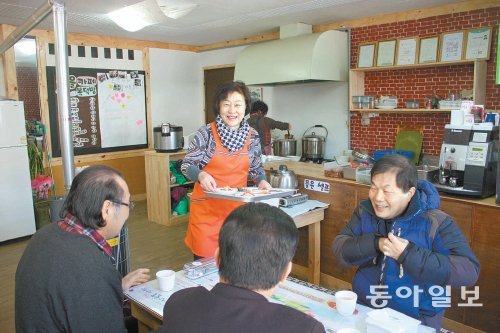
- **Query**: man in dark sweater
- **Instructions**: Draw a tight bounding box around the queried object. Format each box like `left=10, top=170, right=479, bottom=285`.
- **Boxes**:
left=16, top=165, right=149, bottom=332
left=157, top=203, right=325, bottom=333
left=248, top=100, right=291, bottom=155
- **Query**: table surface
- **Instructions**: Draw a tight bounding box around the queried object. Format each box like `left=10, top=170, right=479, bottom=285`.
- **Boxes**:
left=126, top=272, right=435, bottom=333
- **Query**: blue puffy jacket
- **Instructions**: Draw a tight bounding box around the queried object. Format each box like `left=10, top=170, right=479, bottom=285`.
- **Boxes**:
left=333, top=180, right=479, bottom=322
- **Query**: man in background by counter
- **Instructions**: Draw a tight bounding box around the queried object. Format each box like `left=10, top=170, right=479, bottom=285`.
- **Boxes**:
left=248, top=100, right=291, bottom=155
left=157, top=203, right=325, bottom=333
left=16, top=165, right=150, bottom=332
left=333, top=154, right=479, bottom=331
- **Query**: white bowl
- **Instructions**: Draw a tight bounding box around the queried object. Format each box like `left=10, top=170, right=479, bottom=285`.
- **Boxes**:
left=286, top=155, right=301, bottom=162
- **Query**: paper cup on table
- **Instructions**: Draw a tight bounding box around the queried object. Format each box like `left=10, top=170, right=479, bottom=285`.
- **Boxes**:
left=156, top=270, right=175, bottom=291
left=335, top=290, right=357, bottom=316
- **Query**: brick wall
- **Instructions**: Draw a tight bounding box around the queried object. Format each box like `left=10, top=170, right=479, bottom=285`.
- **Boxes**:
left=16, top=66, right=40, bottom=120
left=350, top=7, right=500, bottom=156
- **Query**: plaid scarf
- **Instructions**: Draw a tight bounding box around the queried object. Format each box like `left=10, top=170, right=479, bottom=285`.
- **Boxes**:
left=58, top=213, right=113, bottom=258
left=215, top=115, right=250, bottom=152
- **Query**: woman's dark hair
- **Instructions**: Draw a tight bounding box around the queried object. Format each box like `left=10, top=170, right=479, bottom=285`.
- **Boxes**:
left=212, top=81, right=251, bottom=116
left=251, top=100, right=268, bottom=115
left=62, top=165, right=125, bottom=229
left=218, top=203, right=299, bottom=290
left=371, top=154, right=417, bottom=192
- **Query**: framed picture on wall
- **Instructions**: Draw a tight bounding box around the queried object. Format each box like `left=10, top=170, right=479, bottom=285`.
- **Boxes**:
left=465, top=27, right=492, bottom=60
left=440, top=31, right=464, bottom=62
left=418, top=36, right=439, bottom=63
left=358, top=43, right=377, bottom=68
left=249, top=87, right=263, bottom=102
left=396, top=37, right=419, bottom=65
left=376, top=39, right=396, bottom=67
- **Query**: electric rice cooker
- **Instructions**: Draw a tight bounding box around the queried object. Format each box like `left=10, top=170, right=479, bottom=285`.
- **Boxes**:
left=154, top=123, right=184, bottom=152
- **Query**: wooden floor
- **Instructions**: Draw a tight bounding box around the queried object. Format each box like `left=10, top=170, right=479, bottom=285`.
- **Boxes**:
left=0, top=200, right=191, bottom=332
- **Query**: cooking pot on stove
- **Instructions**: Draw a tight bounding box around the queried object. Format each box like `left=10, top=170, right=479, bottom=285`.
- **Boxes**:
left=302, top=125, right=328, bottom=160
left=272, top=138, right=297, bottom=157
left=270, top=165, right=298, bottom=189
left=154, top=123, right=184, bottom=152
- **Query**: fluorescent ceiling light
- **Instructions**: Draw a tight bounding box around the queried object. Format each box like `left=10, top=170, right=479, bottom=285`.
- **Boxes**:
left=108, top=0, right=166, bottom=32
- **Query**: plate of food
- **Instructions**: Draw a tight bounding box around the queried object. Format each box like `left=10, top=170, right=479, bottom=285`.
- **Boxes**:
left=214, top=186, right=238, bottom=195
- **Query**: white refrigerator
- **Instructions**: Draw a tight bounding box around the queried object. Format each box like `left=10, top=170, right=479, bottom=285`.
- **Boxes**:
left=0, top=100, right=36, bottom=242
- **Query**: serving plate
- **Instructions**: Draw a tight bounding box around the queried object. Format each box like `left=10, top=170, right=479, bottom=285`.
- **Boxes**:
left=206, top=187, right=296, bottom=202
left=215, top=187, right=238, bottom=195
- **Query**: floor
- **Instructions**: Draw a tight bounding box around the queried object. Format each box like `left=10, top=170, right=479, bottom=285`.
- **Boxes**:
left=0, top=200, right=191, bottom=332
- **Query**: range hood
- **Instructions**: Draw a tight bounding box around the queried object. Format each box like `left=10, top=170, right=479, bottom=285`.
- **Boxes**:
left=234, top=28, right=348, bottom=86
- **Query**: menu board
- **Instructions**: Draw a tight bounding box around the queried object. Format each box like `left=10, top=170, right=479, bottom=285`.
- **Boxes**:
left=47, top=67, right=148, bottom=157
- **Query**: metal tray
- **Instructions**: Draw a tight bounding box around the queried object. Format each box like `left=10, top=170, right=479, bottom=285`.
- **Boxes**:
left=205, top=188, right=296, bottom=202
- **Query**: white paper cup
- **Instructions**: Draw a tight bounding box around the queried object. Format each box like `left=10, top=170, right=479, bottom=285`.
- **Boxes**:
left=156, top=270, right=175, bottom=291
left=335, top=290, right=357, bottom=316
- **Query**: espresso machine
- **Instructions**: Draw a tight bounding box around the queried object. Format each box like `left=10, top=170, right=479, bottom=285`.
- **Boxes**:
left=435, top=123, right=499, bottom=198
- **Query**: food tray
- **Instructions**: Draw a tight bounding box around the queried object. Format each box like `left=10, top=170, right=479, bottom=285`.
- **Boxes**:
left=205, top=187, right=296, bottom=202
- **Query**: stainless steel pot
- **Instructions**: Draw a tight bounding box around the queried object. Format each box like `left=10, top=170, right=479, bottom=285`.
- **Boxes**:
left=269, top=165, right=298, bottom=189
left=272, top=138, right=297, bottom=157
left=301, top=125, right=328, bottom=159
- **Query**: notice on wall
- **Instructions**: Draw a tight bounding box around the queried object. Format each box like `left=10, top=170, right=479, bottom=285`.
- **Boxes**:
left=47, top=67, right=148, bottom=157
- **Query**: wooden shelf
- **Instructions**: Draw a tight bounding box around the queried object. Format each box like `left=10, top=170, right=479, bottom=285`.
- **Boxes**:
left=170, top=181, right=194, bottom=188
left=351, top=59, right=475, bottom=72
left=350, top=108, right=453, bottom=113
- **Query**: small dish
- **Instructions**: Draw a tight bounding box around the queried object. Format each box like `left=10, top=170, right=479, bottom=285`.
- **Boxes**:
left=215, top=187, right=238, bottom=195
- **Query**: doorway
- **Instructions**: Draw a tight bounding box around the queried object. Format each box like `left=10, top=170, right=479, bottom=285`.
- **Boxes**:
left=203, top=66, right=234, bottom=124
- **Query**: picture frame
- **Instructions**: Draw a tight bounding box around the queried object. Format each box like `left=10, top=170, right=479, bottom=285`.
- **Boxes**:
left=376, top=39, right=396, bottom=67
left=418, top=36, right=439, bottom=64
left=249, top=87, right=263, bottom=102
left=440, top=30, right=464, bottom=62
left=396, top=37, right=419, bottom=65
left=465, top=27, right=492, bottom=60
left=358, top=43, right=377, bottom=68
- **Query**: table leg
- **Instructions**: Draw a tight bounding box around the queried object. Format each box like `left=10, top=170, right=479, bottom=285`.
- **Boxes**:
left=308, top=221, right=321, bottom=284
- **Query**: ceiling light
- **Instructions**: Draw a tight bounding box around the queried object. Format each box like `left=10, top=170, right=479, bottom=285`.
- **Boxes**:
left=156, top=0, right=198, bottom=19
left=108, top=0, right=166, bottom=32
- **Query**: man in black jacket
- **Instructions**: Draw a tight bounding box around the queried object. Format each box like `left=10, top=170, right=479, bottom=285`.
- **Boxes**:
left=158, top=203, right=325, bottom=333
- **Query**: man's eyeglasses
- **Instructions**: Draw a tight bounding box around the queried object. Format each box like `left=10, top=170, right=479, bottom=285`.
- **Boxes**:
left=112, top=201, right=135, bottom=210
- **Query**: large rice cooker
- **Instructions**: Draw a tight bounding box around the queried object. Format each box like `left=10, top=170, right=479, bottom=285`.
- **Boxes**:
left=301, top=125, right=328, bottom=160
left=154, top=123, right=184, bottom=152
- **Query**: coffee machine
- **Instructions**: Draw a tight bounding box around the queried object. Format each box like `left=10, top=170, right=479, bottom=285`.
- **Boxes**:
left=435, top=123, right=499, bottom=198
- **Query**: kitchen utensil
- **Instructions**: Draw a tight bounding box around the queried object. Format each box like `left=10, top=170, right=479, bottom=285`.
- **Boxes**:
left=272, top=138, right=296, bottom=156
left=301, top=125, right=328, bottom=160
left=269, top=164, right=298, bottom=189
left=352, top=150, right=374, bottom=163
left=153, top=123, right=184, bottom=152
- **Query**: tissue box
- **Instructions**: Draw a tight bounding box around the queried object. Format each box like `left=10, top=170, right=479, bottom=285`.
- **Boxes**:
left=366, top=308, right=420, bottom=333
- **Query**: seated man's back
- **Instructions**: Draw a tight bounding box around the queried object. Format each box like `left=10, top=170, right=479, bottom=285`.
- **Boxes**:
left=162, top=284, right=324, bottom=333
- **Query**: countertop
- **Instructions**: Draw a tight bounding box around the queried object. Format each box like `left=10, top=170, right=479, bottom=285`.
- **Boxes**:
left=264, top=160, right=499, bottom=208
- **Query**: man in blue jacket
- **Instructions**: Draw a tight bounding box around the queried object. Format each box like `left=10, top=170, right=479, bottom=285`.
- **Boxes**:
left=333, top=154, right=479, bottom=331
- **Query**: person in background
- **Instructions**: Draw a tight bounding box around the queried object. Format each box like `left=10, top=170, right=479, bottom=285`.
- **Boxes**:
left=248, top=100, right=291, bottom=155
left=157, top=203, right=325, bottom=333
left=16, top=165, right=150, bottom=332
left=332, top=154, right=479, bottom=331
left=181, top=81, right=271, bottom=260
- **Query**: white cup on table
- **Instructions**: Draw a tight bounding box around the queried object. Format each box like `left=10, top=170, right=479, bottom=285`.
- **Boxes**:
left=335, top=290, right=357, bottom=316
left=156, top=270, right=175, bottom=291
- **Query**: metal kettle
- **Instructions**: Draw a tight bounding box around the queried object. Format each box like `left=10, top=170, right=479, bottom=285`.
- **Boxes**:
left=270, top=165, right=298, bottom=189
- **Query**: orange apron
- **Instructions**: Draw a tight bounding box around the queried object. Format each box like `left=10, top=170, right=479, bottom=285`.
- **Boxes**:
left=185, top=122, right=251, bottom=257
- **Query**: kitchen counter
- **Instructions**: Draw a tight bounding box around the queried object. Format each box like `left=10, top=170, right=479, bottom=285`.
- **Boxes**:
left=265, top=160, right=498, bottom=207
left=265, top=159, right=499, bottom=332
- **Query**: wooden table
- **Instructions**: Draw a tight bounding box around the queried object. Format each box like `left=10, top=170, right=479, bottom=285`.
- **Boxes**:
left=130, top=206, right=326, bottom=332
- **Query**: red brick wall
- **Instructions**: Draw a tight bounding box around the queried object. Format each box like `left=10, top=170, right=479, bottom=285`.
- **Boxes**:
left=16, top=66, right=40, bottom=120
left=350, top=7, right=500, bottom=156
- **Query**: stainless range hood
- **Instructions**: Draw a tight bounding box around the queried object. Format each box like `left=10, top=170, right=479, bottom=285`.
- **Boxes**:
left=234, top=26, right=348, bottom=86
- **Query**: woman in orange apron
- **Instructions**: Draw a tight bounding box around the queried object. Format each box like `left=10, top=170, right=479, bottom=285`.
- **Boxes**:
left=181, top=81, right=271, bottom=258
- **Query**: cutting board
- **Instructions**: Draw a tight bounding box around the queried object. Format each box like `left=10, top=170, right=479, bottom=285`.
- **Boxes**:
left=395, top=130, right=423, bottom=165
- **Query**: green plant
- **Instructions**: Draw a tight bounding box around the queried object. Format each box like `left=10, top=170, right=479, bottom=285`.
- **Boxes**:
left=27, top=139, right=44, bottom=179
